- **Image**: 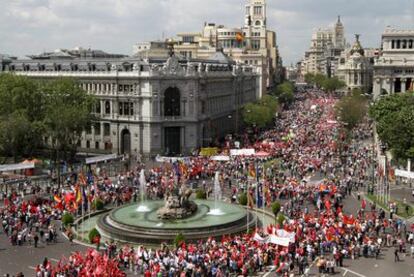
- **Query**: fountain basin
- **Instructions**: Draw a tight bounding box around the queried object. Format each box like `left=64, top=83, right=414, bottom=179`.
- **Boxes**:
left=97, top=200, right=257, bottom=244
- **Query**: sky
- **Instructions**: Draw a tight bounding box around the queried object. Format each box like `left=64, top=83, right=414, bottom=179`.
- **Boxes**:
left=1, top=0, right=414, bottom=64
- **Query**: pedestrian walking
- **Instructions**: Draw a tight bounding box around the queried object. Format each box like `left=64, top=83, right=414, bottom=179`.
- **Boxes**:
left=34, top=233, right=39, bottom=248
left=394, top=248, right=400, bottom=262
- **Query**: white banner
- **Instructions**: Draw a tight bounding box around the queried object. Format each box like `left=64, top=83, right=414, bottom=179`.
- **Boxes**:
left=0, top=162, right=35, bottom=172
left=230, top=149, right=255, bottom=156
left=210, top=156, right=230, bottom=161
left=85, top=154, right=118, bottom=164
left=253, top=233, right=267, bottom=244
left=268, top=235, right=290, bottom=247
left=276, top=229, right=296, bottom=243
left=395, top=169, right=414, bottom=179
left=155, top=156, right=189, bottom=163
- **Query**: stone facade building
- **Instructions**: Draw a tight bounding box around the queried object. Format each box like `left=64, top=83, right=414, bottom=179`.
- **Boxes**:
left=336, top=35, right=375, bottom=93
left=373, top=28, right=414, bottom=99
left=0, top=48, right=258, bottom=158
left=133, top=0, right=282, bottom=97
left=301, top=16, right=346, bottom=78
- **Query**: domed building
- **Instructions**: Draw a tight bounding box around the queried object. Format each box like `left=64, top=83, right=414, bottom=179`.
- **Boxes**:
left=337, top=34, right=375, bottom=93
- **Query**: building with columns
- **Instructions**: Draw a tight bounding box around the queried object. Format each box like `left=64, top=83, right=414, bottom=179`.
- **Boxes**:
left=133, top=0, right=283, bottom=97
left=336, top=35, right=375, bottom=93
left=373, top=28, right=414, bottom=99
left=0, top=48, right=258, bottom=158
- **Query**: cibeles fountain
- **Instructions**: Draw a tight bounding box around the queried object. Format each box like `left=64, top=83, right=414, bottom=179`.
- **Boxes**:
left=96, top=171, right=258, bottom=244
left=157, top=183, right=197, bottom=220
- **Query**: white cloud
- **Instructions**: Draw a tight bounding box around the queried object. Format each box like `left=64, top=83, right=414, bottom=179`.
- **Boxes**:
left=0, top=0, right=413, bottom=63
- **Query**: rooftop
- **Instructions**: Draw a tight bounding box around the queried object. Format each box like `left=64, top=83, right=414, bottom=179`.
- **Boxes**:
left=28, top=47, right=127, bottom=60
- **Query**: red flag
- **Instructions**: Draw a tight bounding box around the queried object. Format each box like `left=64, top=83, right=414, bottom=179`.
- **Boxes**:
left=343, top=214, right=355, bottom=225
left=325, top=200, right=331, bottom=210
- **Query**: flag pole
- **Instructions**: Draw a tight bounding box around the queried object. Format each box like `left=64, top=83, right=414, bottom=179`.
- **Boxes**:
left=81, top=185, right=84, bottom=242
left=262, top=163, right=265, bottom=229
left=246, top=196, right=249, bottom=233
left=255, top=160, right=258, bottom=231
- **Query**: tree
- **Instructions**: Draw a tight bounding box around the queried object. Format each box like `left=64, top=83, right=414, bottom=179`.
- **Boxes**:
left=304, top=73, right=315, bottom=85
left=271, top=201, right=281, bottom=217
left=0, top=74, right=95, bottom=166
left=273, top=82, right=294, bottom=105
left=92, top=198, right=105, bottom=210
left=370, top=92, right=414, bottom=160
left=322, top=77, right=346, bottom=92
left=271, top=201, right=281, bottom=225
left=42, top=78, right=96, bottom=185
left=62, top=213, right=75, bottom=226
left=238, top=192, right=248, bottom=206
left=43, top=78, right=96, bottom=159
left=313, top=74, right=326, bottom=88
left=174, top=232, right=185, bottom=247
left=277, top=214, right=286, bottom=226
left=242, top=95, right=277, bottom=128
left=335, top=89, right=367, bottom=130
left=88, top=228, right=101, bottom=244
left=0, top=74, right=46, bottom=160
left=259, top=95, right=279, bottom=111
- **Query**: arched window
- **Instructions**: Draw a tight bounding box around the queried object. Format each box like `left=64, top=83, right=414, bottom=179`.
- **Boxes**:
left=409, top=40, right=413, bottom=49
left=391, top=40, right=395, bottom=49
left=396, top=40, right=401, bottom=49
left=402, top=40, right=407, bottom=49
left=255, top=20, right=261, bottom=26
left=164, top=87, right=181, bottom=117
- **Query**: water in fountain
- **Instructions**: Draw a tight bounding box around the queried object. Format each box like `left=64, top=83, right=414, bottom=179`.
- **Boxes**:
left=208, top=171, right=225, bottom=215
left=136, top=169, right=150, bottom=212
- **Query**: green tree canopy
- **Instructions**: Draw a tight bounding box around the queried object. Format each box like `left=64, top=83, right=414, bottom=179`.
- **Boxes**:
left=43, top=78, right=96, bottom=157
left=273, top=81, right=294, bottom=105
left=322, top=77, right=346, bottom=92
left=304, top=73, right=315, bottom=85
left=370, top=92, right=414, bottom=160
left=313, top=74, right=326, bottom=88
left=335, top=89, right=368, bottom=130
left=0, top=74, right=46, bottom=160
left=0, top=73, right=95, bottom=162
left=242, top=95, right=278, bottom=128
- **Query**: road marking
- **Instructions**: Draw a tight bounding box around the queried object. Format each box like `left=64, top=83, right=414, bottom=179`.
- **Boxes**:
left=262, top=266, right=276, bottom=277
left=339, top=267, right=367, bottom=277
left=28, top=266, right=36, bottom=270
left=302, top=259, right=317, bottom=277
left=343, top=270, right=348, bottom=276
left=50, top=258, right=59, bottom=262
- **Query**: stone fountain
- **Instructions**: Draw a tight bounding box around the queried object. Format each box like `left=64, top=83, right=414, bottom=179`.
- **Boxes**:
left=96, top=177, right=262, bottom=244
left=157, top=183, right=197, bottom=220
left=136, top=169, right=150, bottom=212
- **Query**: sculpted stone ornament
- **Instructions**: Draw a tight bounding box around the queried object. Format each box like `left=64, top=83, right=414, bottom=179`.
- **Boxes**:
left=186, top=62, right=196, bottom=76
left=157, top=183, right=197, bottom=220
left=162, top=55, right=184, bottom=75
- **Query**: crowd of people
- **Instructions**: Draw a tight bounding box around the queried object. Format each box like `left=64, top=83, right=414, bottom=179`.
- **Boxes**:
left=1, top=89, right=414, bottom=276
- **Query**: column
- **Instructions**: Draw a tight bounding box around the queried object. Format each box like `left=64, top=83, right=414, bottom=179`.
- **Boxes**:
left=401, top=79, right=407, bottom=92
